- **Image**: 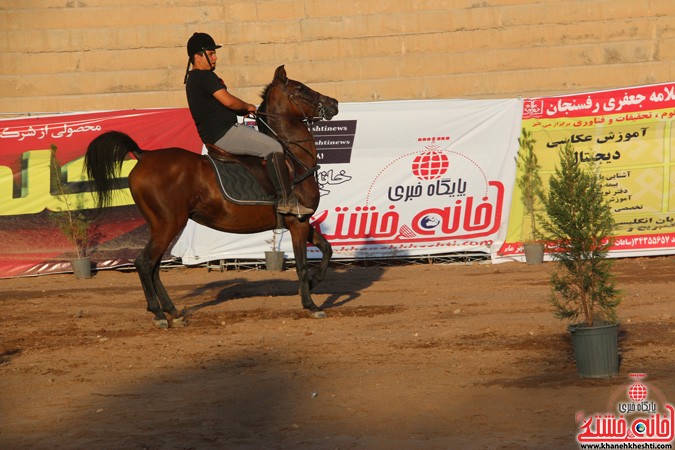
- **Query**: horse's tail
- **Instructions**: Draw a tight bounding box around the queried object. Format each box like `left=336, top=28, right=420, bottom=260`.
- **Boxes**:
left=85, top=131, right=142, bottom=210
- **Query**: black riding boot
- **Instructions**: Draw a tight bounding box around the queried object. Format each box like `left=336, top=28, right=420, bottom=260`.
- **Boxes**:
left=266, top=152, right=314, bottom=217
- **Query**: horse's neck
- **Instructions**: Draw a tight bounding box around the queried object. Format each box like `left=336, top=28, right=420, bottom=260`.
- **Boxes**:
left=269, top=119, right=316, bottom=163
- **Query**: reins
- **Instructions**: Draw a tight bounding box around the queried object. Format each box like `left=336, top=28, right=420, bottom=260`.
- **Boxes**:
left=255, top=82, right=326, bottom=187
left=255, top=110, right=324, bottom=123
left=255, top=113, right=319, bottom=187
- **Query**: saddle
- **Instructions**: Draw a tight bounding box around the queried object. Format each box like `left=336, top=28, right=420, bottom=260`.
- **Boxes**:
left=205, top=144, right=276, bottom=206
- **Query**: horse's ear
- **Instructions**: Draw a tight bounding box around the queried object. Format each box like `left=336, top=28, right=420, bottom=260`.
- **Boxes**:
left=274, top=65, right=288, bottom=83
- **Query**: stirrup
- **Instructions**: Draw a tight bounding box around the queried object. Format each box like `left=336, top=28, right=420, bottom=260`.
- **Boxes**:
left=277, top=197, right=314, bottom=217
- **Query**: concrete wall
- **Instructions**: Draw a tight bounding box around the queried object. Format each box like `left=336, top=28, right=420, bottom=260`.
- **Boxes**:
left=2, top=0, right=674, bottom=114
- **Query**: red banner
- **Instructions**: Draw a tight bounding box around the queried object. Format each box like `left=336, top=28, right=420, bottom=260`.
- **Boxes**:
left=0, top=108, right=201, bottom=278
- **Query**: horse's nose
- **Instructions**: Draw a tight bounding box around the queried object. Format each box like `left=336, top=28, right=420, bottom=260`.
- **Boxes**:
left=323, top=97, right=339, bottom=118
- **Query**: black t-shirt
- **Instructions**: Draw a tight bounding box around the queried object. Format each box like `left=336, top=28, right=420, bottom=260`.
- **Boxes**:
left=185, top=69, right=238, bottom=144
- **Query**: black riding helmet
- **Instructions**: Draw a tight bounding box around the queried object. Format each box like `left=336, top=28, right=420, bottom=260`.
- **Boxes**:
left=184, top=32, right=222, bottom=83
left=187, top=32, right=222, bottom=57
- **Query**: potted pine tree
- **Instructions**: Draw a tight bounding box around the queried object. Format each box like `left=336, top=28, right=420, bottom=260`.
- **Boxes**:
left=50, top=144, right=93, bottom=279
left=539, top=142, right=621, bottom=377
left=515, top=128, right=545, bottom=264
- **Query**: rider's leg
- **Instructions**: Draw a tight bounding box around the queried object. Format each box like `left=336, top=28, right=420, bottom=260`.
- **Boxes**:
left=215, top=124, right=314, bottom=216
left=266, top=151, right=314, bottom=216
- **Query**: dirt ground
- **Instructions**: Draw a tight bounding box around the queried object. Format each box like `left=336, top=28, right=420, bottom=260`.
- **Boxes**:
left=0, top=256, right=673, bottom=449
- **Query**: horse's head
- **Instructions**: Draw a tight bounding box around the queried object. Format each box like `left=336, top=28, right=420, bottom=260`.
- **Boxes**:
left=265, top=65, right=339, bottom=121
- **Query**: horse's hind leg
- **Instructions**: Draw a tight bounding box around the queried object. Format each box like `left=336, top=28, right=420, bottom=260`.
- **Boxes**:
left=135, top=244, right=170, bottom=328
left=152, top=262, right=186, bottom=328
left=308, top=226, right=332, bottom=290
left=135, top=236, right=182, bottom=329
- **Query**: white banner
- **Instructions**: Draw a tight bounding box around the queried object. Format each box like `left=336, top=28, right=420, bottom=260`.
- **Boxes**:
left=171, top=99, right=524, bottom=263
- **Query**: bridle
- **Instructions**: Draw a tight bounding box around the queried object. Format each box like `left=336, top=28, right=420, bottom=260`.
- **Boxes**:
left=255, top=80, right=327, bottom=186
left=283, top=93, right=328, bottom=124
left=264, top=79, right=329, bottom=123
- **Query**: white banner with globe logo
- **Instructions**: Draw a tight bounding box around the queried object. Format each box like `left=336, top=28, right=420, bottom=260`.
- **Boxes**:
left=172, top=98, right=523, bottom=263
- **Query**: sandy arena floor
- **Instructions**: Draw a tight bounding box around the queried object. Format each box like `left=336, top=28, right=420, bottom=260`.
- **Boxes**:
left=0, top=257, right=673, bottom=449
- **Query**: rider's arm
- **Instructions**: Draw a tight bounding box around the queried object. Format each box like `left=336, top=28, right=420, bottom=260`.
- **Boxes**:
left=213, top=89, right=257, bottom=115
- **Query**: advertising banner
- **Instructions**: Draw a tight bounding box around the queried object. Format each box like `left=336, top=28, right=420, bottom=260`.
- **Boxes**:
left=6, top=81, right=674, bottom=278
left=0, top=108, right=202, bottom=278
left=172, top=99, right=523, bottom=263
left=497, top=82, right=675, bottom=262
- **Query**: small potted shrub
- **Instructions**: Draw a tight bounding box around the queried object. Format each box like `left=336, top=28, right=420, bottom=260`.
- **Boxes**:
left=264, top=229, right=285, bottom=271
left=50, top=144, right=93, bottom=278
left=539, top=141, right=621, bottom=377
left=515, top=128, right=545, bottom=264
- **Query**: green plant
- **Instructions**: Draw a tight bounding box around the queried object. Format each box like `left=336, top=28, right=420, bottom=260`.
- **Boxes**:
left=50, top=144, right=91, bottom=259
left=515, top=128, right=544, bottom=243
left=539, top=142, right=621, bottom=326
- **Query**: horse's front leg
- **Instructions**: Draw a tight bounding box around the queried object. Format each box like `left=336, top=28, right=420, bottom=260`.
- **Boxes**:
left=289, top=222, right=326, bottom=318
left=307, top=225, right=332, bottom=290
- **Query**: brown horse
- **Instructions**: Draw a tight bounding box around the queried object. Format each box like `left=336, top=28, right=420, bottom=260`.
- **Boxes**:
left=85, top=65, right=338, bottom=328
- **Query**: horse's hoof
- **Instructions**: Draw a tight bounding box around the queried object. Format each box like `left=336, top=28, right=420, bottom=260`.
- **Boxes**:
left=309, top=310, right=327, bottom=319
left=171, top=317, right=187, bottom=328
left=153, top=318, right=170, bottom=329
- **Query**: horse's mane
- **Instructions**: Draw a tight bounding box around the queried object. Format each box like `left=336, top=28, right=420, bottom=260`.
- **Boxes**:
left=256, top=83, right=272, bottom=134
left=259, top=83, right=272, bottom=105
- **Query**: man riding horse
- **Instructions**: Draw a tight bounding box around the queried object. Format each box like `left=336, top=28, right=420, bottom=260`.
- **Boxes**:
left=184, top=32, right=313, bottom=217
left=86, top=49, right=338, bottom=327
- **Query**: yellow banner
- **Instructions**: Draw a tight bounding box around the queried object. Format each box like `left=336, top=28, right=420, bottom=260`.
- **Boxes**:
left=498, top=82, right=675, bottom=261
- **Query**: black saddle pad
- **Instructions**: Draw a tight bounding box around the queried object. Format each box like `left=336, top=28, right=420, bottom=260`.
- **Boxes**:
left=205, top=154, right=275, bottom=206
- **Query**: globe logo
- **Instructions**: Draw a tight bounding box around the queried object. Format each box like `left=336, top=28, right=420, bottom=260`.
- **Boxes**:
left=635, top=422, right=646, bottom=434
left=420, top=215, right=440, bottom=230
left=628, top=382, right=647, bottom=402
left=411, top=150, right=449, bottom=180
